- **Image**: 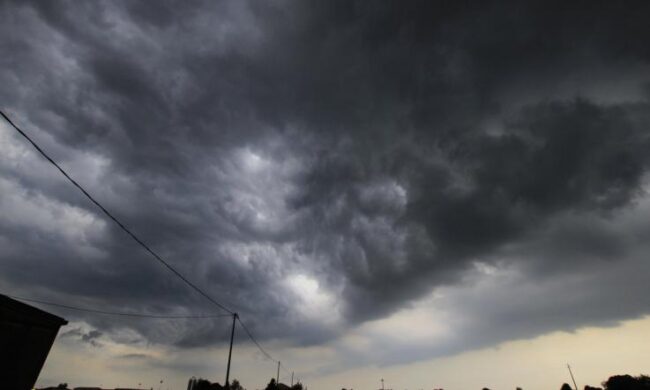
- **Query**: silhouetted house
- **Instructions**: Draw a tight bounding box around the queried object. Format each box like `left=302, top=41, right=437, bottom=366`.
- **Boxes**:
left=0, top=294, right=68, bottom=390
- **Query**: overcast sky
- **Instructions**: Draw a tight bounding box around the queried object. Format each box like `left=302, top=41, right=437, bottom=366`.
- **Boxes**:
left=2, top=1, right=650, bottom=389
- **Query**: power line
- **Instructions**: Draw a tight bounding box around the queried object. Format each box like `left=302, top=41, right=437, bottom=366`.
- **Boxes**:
left=236, top=316, right=277, bottom=362
left=1, top=111, right=297, bottom=382
left=236, top=315, right=299, bottom=383
left=0, top=111, right=233, bottom=315
left=5, top=294, right=232, bottom=319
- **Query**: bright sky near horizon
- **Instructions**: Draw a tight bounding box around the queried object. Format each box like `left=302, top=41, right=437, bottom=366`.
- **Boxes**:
left=2, top=1, right=650, bottom=389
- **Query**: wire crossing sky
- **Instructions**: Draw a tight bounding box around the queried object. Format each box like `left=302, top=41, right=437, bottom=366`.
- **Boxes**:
left=0, top=110, right=295, bottom=379
left=1, top=110, right=234, bottom=316
left=5, top=294, right=233, bottom=319
left=2, top=1, right=650, bottom=389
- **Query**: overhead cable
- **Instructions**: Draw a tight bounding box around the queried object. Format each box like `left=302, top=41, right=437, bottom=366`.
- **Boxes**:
left=5, top=294, right=232, bottom=319
left=1, top=111, right=297, bottom=379
left=0, top=111, right=233, bottom=315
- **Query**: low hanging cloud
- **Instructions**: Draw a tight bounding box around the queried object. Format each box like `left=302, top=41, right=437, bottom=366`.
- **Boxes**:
left=2, top=0, right=650, bottom=368
left=61, top=327, right=104, bottom=348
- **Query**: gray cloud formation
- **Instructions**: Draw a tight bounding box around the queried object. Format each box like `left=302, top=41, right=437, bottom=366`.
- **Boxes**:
left=62, top=327, right=104, bottom=347
left=2, top=0, right=650, bottom=365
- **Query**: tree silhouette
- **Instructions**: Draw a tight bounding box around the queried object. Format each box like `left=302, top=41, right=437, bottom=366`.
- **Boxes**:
left=192, top=378, right=226, bottom=390
left=231, top=379, right=245, bottom=390
left=194, top=379, right=213, bottom=390
left=603, top=375, right=650, bottom=390
left=561, top=384, right=573, bottom=390
left=265, top=378, right=278, bottom=390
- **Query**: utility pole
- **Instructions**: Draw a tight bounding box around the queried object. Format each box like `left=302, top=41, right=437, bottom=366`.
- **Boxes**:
left=567, top=364, right=579, bottom=390
left=291, top=372, right=294, bottom=387
left=225, top=313, right=238, bottom=387
left=277, top=361, right=281, bottom=385
left=381, top=378, right=385, bottom=390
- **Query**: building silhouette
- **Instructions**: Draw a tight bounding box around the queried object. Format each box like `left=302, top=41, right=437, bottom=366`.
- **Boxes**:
left=0, top=294, right=68, bottom=390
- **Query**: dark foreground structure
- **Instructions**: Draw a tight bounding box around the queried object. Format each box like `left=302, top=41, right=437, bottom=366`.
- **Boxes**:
left=0, top=294, right=67, bottom=390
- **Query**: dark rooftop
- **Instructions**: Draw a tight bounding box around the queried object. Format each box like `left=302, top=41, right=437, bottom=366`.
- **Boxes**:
left=0, top=294, right=68, bottom=328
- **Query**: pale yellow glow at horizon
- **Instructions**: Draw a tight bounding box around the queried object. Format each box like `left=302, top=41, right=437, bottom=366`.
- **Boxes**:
left=39, top=316, right=650, bottom=390
left=310, top=315, right=650, bottom=390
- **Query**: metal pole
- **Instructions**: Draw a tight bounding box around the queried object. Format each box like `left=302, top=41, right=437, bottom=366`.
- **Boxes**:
left=277, top=361, right=281, bottom=385
left=291, top=372, right=294, bottom=387
left=567, top=364, right=579, bottom=390
left=225, top=313, right=238, bottom=387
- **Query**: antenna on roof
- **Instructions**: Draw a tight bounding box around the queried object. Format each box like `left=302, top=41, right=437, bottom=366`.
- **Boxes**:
left=567, top=363, right=579, bottom=390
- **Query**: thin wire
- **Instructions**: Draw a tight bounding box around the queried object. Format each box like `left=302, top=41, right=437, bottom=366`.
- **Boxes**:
left=236, top=316, right=277, bottom=362
left=0, top=111, right=233, bottom=315
left=1, top=111, right=297, bottom=379
left=5, top=294, right=232, bottom=319
left=237, top=317, right=299, bottom=382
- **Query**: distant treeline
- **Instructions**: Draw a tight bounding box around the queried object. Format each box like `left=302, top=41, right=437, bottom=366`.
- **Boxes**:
left=570, top=374, right=650, bottom=390
left=39, top=373, right=649, bottom=390
left=190, top=377, right=304, bottom=390
left=486, top=374, right=650, bottom=390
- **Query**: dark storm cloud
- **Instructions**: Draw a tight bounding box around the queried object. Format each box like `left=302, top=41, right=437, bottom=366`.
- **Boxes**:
left=2, top=0, right=650, bottom=362
left=291, top=98, right=650, bottom=326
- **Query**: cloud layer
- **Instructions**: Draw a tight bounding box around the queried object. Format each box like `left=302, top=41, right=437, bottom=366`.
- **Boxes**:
left=2, top=0, right=650, bottom=370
